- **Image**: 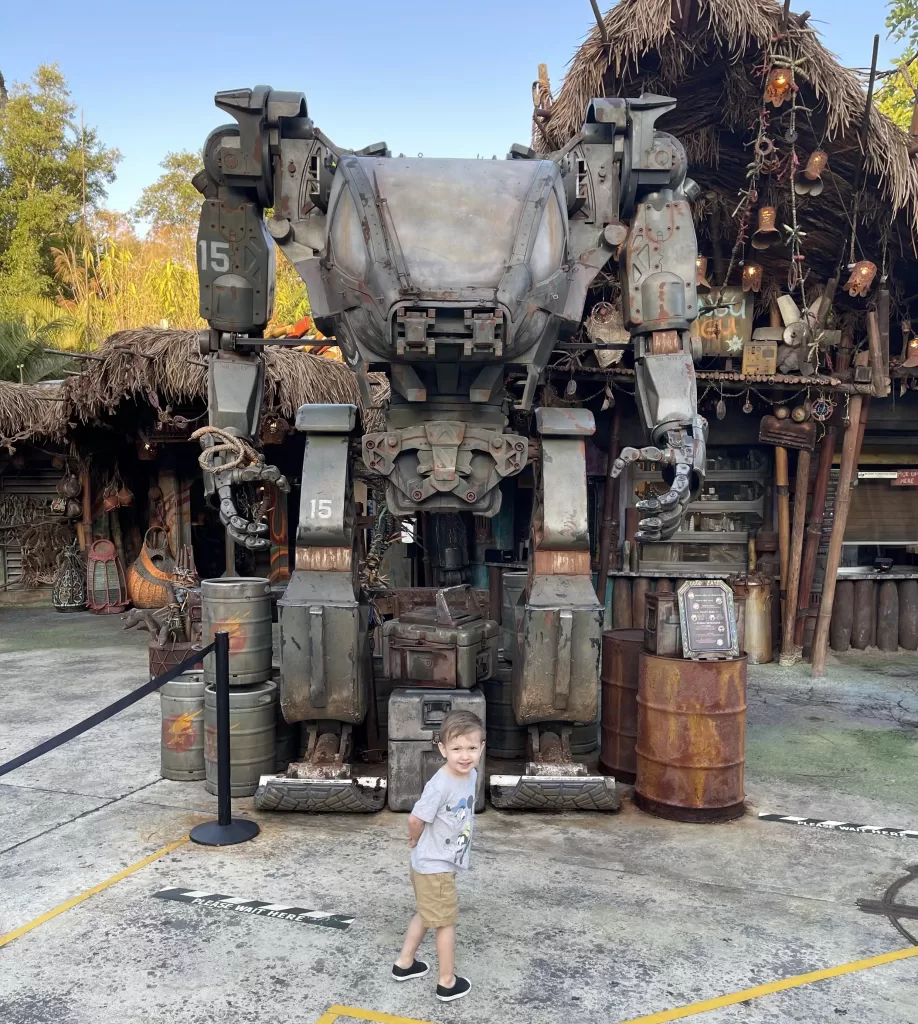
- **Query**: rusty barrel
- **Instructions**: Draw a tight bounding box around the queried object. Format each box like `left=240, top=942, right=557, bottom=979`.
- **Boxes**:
left=202, top=577, right=273, bottom=686
left=635, top=652, right=747, bottom=823
left=830, top=579, right=854, bottom=652
left=877, top=580, right=899, bottom=652
left=899, top=580, right=918, bottom=651
left=599, top=627, right=644, bottom=783
left=851, top=580, right=877, bottom=650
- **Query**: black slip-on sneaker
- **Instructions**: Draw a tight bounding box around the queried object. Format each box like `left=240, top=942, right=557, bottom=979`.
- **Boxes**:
left=391, top=959, right=429, bottom=982
left=436, top=976, right=471, bottom=1002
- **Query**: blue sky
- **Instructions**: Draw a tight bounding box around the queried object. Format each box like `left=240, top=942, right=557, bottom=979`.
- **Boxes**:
left=2, top=0, right=901, bottom=215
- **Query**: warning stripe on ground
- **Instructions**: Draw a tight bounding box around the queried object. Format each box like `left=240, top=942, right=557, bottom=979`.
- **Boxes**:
left=153, top=887, right=354, bottom=929
left=759, top=812, right=918, bottom=839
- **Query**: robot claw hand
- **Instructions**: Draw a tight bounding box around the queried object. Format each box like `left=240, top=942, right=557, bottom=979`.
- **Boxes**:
left=610, top=426, right=706, bottom=543
left=215, top=462, right=291, bottom=550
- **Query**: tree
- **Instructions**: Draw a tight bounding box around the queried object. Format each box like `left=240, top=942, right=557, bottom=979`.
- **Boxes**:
left=0, top=64, right=119, bottom=298
left=878, top=1, right=918, bottom=131
left=0, top=317, right=71, bottom=382
left=132, top=150, right=202, bottom=234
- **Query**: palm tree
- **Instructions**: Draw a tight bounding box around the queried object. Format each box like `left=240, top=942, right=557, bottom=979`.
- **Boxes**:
left=0, top=318, right=72, bottom=383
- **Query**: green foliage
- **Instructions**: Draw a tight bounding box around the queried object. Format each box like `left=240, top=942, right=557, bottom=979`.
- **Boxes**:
left=0, top=64, right=120, bottom=298
left=273, top=251, right=311, bottom=327
left=131, top=150, right=202, bottom=232
left=876, top=55, right=917, bottom=130
left=0, top=317, right=71, bottom=382
left=888, top=0, right=918, bottom=47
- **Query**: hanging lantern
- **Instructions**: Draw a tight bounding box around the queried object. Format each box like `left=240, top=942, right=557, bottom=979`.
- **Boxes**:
left=137, top=437, right=158, bottom=460
left=742, top=263, right=763, bottom=293
left=764, top=67, right=794, bottom=107
left=844, top=260, right=877, bottom=298
left=696, top=256, right=711, bottom=290
left=52, top=540, right=86, bottom=613
left=715, top=398, right=727, bottom=420
left=794, top=150, right=828, bottom=196
left=751, top=207, right=781, bottom=250
left=903, top=336, right=918, bottom=368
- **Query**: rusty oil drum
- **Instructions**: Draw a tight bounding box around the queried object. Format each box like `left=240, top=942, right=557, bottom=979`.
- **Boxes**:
left=599, top=627, right=644, bottom=783
left=635, top=651, right=747, bottom=823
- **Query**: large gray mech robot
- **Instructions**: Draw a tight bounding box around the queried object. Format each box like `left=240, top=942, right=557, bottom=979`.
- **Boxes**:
left=193, top=86, right=705, bottom=812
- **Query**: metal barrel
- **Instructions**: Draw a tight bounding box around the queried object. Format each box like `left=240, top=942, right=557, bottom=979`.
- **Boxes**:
left=743, top=578, right=772, bottom=665
left=500, top=572, right=527, bottom=661
left=631, top=579, right=651, bottom=633
left=201, top=577, right=273, bottom=686
left=160, top=670, right=206, bottom=781
left=204, top=680, right=277, bottom=797
left=570, top=719, right=599, bottom=755
left=851, top=579, right=877, bottom=650
left=830, top=579, right=854, bottom=652
left=877, top=580, right=899, bottom=652
left=481, top=661, right=527, bottom=759
left=599, top=627, right=644, bottom=783
left=635, top=651, right=747, bottom=823
left=899, top=580, right=918, bottom=651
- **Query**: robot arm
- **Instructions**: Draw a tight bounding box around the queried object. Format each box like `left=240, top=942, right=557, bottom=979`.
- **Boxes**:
left=565, top=96, right=706, bottom=543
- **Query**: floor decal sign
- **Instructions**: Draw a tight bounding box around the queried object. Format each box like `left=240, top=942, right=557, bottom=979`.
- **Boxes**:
left=759, top=813, right=918, bottom=839
left=152, top=887, right=354, bottom=929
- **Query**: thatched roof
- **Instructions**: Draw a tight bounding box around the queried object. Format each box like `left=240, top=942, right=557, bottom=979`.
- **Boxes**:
left=539, top=0, right=918, bottom=290
left=0, top=381, right=68, bottom=449
left=61, top=329, right=388, bottom=430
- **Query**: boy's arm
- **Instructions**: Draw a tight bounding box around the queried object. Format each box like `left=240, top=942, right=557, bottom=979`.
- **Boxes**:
left=407, top=814, right=425, bottom=848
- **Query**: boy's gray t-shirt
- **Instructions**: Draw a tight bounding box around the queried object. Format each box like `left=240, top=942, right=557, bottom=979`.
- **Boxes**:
left=410, top=766, right=477, bottom=874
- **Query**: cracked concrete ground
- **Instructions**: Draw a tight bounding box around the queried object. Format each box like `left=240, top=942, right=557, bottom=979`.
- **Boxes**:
left=1, top=607, right=917, bottom=1024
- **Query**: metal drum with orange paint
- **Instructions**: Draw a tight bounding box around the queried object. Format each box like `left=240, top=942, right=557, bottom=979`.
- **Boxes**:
left=635, top=652, right=747, bottom=822
left=160, top=671, right=206, bottom=781
left=202, top=577, right=273, bottom=686
left=599, top=628, right=644, bottom=783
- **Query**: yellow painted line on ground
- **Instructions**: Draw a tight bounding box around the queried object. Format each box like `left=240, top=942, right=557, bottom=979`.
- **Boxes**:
left=617, top=943, right=918, bottom=1023
left=0, top=836, right=189, bottom=950
left=316, top=1007, right=438, bottom=1024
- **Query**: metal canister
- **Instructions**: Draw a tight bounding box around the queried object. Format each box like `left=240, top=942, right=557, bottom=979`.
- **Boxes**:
left=877, top=580, right=899, bottom=652
left=899, top=580, right=918, bottom=651
left=202, top=577, right=273, bottom=686
left=635, top=651, right=747, bottom=823
left=851, top=580, right=877, bottom=650
left=204, top=680, right=277, bottom=797
left=599, top=628, right=643, bottom=783
left=160, top=670, right=205, bottom=781
left=644, top=592, right=681, bottom=657
left=481, top=661, right=526, bottom=759
left=500, top=572, right=527, bottom=661
left=736, top=576, right=772, bottom=665
left=830, top=580, right=854, bottom=652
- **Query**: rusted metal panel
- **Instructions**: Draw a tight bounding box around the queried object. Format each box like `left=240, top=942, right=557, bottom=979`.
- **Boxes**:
left=830, top=579, right=854, bottom=652
left=635, top=651, right=747, bottom=822
left=599, top=628, right=643, bottom=783
left=532, top=549, right=591, bottom=575
left=851, top=580, right=877, bottom=650
left=877, top=580, right=899, bottom=652
left=899, top=580, right=918, bottom=651
left=632, top=578, right=651, bottom=633
left=294, top=545, right=352, bottom=572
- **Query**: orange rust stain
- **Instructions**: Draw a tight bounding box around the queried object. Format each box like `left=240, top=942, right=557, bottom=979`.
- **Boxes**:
left=162, top=710, right=202, bottom=752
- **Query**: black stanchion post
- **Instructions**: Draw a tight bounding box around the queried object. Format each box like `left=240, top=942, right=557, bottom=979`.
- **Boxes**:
left=190, top=631, right=260, bottom=847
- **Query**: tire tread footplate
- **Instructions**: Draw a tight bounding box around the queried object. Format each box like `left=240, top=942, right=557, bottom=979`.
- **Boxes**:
left=489, top=773, right=620, bottom=811
left=253, top=774, right=387, bottom=813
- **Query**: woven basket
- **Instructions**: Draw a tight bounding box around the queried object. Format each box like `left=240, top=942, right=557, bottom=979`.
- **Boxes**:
left=127, top=527, right=176, bottom=608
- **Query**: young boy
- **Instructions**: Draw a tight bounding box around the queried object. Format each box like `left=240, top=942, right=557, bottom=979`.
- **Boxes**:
left=392, top=709, right=484, bottom=1002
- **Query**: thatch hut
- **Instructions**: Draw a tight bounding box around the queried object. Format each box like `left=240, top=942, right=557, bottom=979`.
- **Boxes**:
left=537, top=0, right=918, bottom=309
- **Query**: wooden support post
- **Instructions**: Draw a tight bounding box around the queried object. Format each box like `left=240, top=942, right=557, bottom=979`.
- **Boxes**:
left=878, top=285, right=890, bottom=380
left=811, top=397, right=864, bottom=677
left=78, top=467, right=92, bottom=552
left=775, top=446, right=790, bottom=618
left=779, top=449, right=811, bottom=665
left=596, top=407, right=622, bottom=608
left=867, top=310, right=890, bottom=398
left=795, top=426, right=837, bottom=648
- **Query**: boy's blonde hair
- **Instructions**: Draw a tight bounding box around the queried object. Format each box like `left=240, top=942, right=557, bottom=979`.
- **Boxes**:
left=438, top=710, right=484, bottom=746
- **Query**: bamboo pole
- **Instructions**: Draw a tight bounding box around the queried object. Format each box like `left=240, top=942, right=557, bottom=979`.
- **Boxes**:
left=811, top=397, right=864, bottom=677
left=775, top=446, right=790, bottom=618
left=795, top=426, right=837, bottom=648
left=779, top=448, right=811, bottom=665
left=596, top=406, right=623, bottom=608
left=867, top=311, right=890, bottom=397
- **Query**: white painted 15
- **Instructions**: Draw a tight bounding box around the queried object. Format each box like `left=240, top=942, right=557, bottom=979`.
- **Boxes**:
left=198, top=240, right=231, bottom=273
left=308, top=499, right=333, bottom=519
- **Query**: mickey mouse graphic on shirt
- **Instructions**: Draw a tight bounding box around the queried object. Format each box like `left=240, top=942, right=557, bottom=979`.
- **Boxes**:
left=445, top=795, right=475, bottom=866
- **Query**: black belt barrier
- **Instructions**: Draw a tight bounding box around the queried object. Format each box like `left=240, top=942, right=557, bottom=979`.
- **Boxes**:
left=0, top=641, right=215, bottom=780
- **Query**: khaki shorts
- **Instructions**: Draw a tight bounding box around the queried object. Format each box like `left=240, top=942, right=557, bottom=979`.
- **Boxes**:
left=410, top=867, right=458, bottom=928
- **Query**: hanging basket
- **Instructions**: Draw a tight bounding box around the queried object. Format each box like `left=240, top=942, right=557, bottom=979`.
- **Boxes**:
left=86, top=540, right=129, bottom=614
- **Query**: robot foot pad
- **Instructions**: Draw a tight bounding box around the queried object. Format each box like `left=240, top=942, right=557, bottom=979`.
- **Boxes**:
left=488, top=774, right=620, bottom=811
left=253, top=775, right=387, bottom=813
